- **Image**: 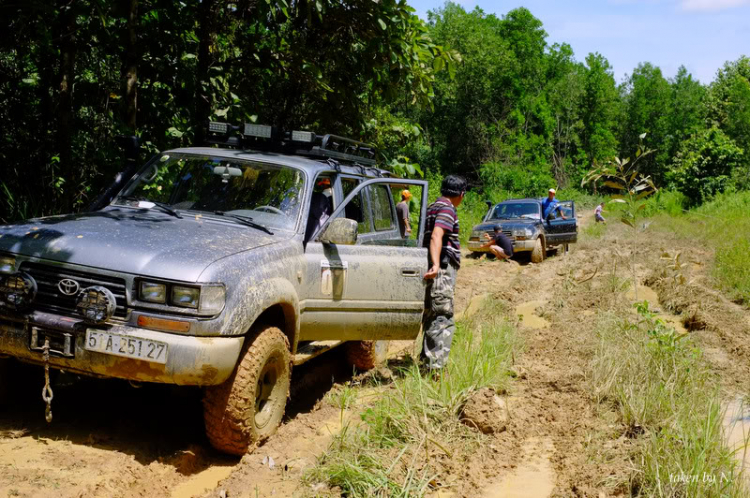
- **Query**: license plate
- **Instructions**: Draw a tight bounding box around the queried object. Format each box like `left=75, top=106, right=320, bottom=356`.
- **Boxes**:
left=85, top=330, right=168, bottom=364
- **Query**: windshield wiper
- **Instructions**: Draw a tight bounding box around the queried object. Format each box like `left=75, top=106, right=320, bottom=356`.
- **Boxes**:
left=117, top=196, right=182, bottom=219
left=213, top=211, right=274, bottom=235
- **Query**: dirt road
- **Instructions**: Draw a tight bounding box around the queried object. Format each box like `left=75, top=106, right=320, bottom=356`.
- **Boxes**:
left=2, top=210, right=749, bottom=497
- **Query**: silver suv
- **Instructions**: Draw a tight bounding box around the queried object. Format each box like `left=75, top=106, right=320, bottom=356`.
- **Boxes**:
left=0, top=124, right=428, bottom=454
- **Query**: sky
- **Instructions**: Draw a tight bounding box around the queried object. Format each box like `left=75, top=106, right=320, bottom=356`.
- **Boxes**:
left=409, top=0, right=750, bottom=84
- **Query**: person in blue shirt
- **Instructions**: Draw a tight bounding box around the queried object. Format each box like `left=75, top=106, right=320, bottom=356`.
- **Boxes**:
left=542, top=188, right=566, bottom=220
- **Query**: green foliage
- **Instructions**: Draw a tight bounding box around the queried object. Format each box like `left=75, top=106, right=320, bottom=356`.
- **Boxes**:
left=641, top=189, right=686, bottom=217
left=0, top=0, right=456, bottom=221
left=690, top=191, right=750, bottom=305
left=479, top=161, right=555, bottom=198
left=618, top=63, right=672, bottom=183
left=668, top=126, right=745, bottom=206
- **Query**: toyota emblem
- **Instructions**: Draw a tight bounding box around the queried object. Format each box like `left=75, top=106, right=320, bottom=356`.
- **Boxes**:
left=58, top=278, right=80, bottom=296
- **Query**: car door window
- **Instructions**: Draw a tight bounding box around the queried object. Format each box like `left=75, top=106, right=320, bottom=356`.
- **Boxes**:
left=341, top=178, right=372, bottom=234
left=369, top=185, right=395, bottom=231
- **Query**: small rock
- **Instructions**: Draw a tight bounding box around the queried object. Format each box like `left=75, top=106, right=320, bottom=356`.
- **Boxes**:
left=460, top=388, right=509, bottom=434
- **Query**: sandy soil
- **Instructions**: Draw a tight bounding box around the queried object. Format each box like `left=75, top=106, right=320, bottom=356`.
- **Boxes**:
left=2, top=209, right=750, bottom=497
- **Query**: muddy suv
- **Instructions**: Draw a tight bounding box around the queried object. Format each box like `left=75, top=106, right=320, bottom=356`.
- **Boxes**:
left=468, top=198, right=577, bottom=262
left=0, top=123, right=429, bottom=455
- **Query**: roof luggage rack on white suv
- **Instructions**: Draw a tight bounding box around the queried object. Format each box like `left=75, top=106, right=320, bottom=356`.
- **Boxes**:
left=204, top=121, right=378, bottom=167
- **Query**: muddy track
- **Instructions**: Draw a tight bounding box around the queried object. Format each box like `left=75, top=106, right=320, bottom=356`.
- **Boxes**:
left=3, top=209, right=750, bottom=497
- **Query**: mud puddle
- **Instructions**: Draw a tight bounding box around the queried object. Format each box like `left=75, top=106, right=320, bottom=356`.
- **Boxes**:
left=626, top=284, right=687, bottom=334
left=481, top=438, right=555, bottom=497
left=171, top=465, right=234, bottom=498
left=515, top=300, right=550, bottom=329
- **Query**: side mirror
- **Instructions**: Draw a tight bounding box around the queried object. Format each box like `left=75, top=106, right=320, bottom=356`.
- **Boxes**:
left=319, top=218, right=358, bottom=245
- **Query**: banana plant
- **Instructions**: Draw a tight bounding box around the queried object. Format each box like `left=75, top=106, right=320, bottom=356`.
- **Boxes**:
left=582, top=133, right=658, bottom=300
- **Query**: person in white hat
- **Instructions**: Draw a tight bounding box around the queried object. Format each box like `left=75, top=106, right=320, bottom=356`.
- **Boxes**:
left=542, top=188, right=566, bottom=220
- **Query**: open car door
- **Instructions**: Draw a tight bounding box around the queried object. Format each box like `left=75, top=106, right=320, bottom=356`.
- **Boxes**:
left=299, top=178, right=428, bottom=341
left=545, top=200, right=577, bottom=245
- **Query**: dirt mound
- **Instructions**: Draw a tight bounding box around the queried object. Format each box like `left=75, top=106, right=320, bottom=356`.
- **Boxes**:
left=460, top=388, right=509, bottom=434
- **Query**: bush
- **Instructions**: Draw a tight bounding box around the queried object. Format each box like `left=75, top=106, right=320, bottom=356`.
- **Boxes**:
left=642, top=189, right=687, bottom=217
left=668, top=126, right=745, bottom=206
left=479, top=161, right=555, bottom=198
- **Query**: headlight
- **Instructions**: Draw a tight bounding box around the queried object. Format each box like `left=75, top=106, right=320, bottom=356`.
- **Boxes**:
left=0, top=272, right=37, bottom=310
left=138, top=280, right=225, bottom=315
left=140, top=281, right=167, bottom=303
left=471, top=230, right=481, bottom=238
left=0, top=256, right=16, bottom=274
left=77, top=286, right=117, bottom=324
left=512, top=228, right=533, bottom=237
left=171, top=285, right=199, bottom=309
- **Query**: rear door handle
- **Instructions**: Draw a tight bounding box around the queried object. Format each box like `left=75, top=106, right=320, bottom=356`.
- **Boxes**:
left=401, top=268, right=420, bottom=277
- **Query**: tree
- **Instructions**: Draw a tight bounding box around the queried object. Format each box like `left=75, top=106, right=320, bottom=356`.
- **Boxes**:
left=618, top=63, right=671, bottom=183
left=668, top=126, right=744, bottom=206
left=580, top=53, right=620, bottom=169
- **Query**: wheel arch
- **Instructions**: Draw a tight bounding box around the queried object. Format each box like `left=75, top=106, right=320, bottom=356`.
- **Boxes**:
left=226, top=277, right=300, bottom=353
left=252, top=302, right=297, bottom=352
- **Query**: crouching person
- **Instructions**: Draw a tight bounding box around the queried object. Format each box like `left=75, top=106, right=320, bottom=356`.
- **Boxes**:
left=421, top=175, right=467, bottom=373
left=481, top=225, right=513, bottom=261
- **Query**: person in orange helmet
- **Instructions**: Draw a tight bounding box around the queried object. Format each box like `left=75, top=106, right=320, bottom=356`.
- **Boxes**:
left=396, top=189, right=412, bottom=239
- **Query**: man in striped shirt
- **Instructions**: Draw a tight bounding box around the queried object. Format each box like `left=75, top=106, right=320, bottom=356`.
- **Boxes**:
left=421, top=175, right=467, bottom=372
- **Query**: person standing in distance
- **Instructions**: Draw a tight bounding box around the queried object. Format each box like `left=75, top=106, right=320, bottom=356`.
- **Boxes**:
left=421, top=175, right=467, bottom=372
left=396, top=189, right=412, bottom=239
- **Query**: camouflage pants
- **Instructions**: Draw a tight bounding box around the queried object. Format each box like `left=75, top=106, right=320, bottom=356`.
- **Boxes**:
left=421, top=262, right=457, bottom=370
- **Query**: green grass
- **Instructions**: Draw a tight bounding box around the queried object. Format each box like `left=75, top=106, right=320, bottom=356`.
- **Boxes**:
left=306, top=299, right=521, bottom=496
left=590, top=302, right=746, bottom=496
left=652, top=191, right=750, bottom=305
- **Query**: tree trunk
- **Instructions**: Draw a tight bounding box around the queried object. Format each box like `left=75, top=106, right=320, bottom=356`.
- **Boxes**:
left=57, top=0, right=77, bottom=212
left=123, top=0, right=138, bottom=133
left=195, top=0, right=220, bottom=145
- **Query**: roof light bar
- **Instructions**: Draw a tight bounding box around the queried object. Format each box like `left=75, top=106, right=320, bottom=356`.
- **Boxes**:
left=291, top=130, right=316, bottom=143
left=208, top=121, right=230, bottom=134
left=243, top=123, right=273, bottom=139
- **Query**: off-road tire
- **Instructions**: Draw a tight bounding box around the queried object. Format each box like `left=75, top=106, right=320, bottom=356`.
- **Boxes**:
left=203, top=326, right=291, bottom=456
left=530, top=237, right=545, bottom=263
left=344, top=340, right=389, bottom=371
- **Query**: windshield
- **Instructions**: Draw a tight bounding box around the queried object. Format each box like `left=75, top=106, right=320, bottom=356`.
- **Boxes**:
left=490, top=202, right=540, bottom=220
left=114, top=154, right=305, bottom=231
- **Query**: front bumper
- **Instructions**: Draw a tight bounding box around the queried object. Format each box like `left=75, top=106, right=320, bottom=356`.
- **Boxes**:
left=468, top=238, right=536, bottom=253
left=0, top=315, right=243, bottom=386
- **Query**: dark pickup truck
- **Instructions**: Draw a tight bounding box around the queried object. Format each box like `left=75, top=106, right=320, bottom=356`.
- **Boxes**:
left=468, top=198, right=577, bottom=263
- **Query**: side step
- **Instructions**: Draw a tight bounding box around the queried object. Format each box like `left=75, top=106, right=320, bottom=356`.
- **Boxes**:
left=292, top=340, right=344, bottom=366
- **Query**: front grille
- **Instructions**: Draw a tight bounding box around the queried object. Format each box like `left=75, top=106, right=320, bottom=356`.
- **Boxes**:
left=20, top=262, right=128, bottom=319
left=485, top=231, right=514, bottom=239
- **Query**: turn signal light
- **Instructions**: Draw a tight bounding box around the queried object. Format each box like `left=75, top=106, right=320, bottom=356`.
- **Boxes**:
left=137, top=315, right=191, bottom=333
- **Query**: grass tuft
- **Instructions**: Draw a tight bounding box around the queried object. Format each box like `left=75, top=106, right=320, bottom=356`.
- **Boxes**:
left=305, top=298, right=521, bottom=496
left=590, top=301, right=747, bottom=496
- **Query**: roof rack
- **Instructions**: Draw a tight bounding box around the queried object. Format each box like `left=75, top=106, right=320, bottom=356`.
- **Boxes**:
left=204, top=121, right=378, bottom=167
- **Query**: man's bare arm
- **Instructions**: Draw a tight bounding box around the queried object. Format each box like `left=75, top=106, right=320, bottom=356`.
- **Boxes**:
left=424, top=226, right=445, bottom=280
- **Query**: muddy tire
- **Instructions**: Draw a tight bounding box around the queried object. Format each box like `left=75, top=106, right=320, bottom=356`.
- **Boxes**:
left=203, top=326, right=291, bottom=456
left=530, top=237, right=545, bottom=264
left=344, top=340, right=389, bottom=371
